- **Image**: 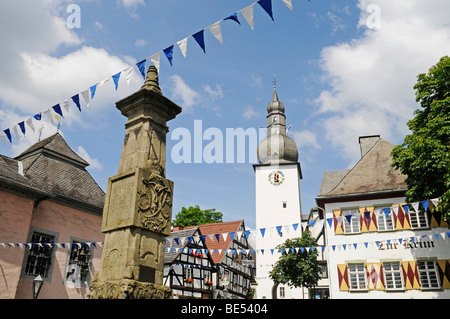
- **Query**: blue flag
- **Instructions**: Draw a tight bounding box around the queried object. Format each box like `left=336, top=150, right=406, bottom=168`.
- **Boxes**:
left=18, top=122, right=26, bottom=135
left=193, top=30, right=206, bottom=53
left=71, top=95, right=81, bottom=112
left=276, top=226, right=282, bottom=234
left=90, top=84, right=97, bottom=99
left=34, top=113, right=42, bottom=120
left=224, top=13, right=240, bottom=24
left=163, top=46, right=174, bottom=66
left=136, top=59, right=146, bottom=79
left=3, top=129, right=12, bottom=143
left=258, top=0, right=274, bottom=21
left=52, top=104, right=64, bottom=118
left=421, top=200, right=428, bottom=212
left=112, top=72, right=121, bottom=91
left=260, top=228, right=266, bottom=238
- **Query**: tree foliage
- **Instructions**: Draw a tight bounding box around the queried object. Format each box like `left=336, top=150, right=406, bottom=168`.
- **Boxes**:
left=269, top=231, right=322, bottom=290
left=391, top=56, right=450, bottom=221
left=172, top=205, right=223, bottom=227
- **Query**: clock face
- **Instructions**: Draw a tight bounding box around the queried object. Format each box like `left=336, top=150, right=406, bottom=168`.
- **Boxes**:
left=268, top=170, right=285, bottom=186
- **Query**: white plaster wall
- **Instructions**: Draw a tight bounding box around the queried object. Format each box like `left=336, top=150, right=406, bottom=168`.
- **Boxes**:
left=324, top=196, right=450, bottom=299
left=254, top=164, right=303, bottom=299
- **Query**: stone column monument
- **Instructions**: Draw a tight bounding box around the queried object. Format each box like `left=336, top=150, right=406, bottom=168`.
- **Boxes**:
left=89, top=65, right=182, bottom=299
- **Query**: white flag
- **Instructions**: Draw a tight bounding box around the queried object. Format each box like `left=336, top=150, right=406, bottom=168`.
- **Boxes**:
left=99, top=78, right=109, bottom=87
left=61, top=99, right=70, bottom=114
left=25, top=118, right=35, bottom=133
left=282, top=0, right=293, bottom=10
left=208, top=21, right=223, bottom=44
left=0, top=132, right=5, bottom=145
left=150, top=52, right=161, bottom=73
left=43, top=109, right=54, bottom=124
left=124, top=66, right=133, bottom=85
left=240, top=4, right=255, bottom=30
left=177, top=37, right=189, bottom=58
left=81, top=89, right=90, bottom=108
left=12, top=125, right=20, bottom=140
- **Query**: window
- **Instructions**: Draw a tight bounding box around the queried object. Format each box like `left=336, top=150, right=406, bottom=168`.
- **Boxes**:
left=348, top=263, right=367, bottom=291
left=23, top=232, right=55, bottom=279
left=282, top=202, right=287, bottom=208
left=343, top=209, right=360, bottom=234
left=185, top=267, right=193, bottom=279
left=377, top=210, right=394, bottom=231
left=279, top=287, right=285, bottom=298
left=409, top=210, right=429, bottom=229
left=383, top=262, right=404, bottom=290
left=319, top=262, right=328, bottom=278
left=66, top=242, right=93, bottom=287
left=418, top=260, right=440, bottom=289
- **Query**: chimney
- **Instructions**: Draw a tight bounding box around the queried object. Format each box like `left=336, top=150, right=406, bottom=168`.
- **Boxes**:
left=359, top=135, right=380, bottom=158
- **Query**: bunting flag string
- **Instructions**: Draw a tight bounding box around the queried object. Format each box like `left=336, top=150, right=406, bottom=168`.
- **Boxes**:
left=0, top=242, right=104, bottom=249
left=1, top=0, right=292, bottom=146
left=1, top=197, right=448, bottom=255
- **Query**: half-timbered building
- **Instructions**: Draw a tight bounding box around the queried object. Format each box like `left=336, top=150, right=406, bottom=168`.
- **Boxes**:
left=163, top=227, right=216, bottom=299
left=198, top=220, right=254, bottom=299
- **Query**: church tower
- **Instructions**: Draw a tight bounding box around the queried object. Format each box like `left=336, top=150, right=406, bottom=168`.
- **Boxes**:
left=253, top=84, right=303, bottom=299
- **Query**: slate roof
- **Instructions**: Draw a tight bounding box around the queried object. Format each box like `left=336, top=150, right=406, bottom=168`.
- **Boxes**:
left=164, top=227, right=199, bottom=264
left=317, top=138, right=407, bottom=198
left=0, top=133, right=105, bottom=213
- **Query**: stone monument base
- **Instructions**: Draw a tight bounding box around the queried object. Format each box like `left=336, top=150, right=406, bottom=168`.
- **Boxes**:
left=89, top=279, right=171, bottom=299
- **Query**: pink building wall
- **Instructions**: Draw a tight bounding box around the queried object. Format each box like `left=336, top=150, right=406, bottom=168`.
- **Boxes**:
left=0, top=190, right=104, bottom=299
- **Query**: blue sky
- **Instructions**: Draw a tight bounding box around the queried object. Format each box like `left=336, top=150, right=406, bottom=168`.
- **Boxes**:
left=0, top=1, right=449, bottom=229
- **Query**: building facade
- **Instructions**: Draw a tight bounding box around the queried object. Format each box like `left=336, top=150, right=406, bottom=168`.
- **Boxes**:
left=253, top=86, right=304, bottom=299
left=0, top=133, right=105, bottom=299
left=164, top=227, right=216, bottom=299
left=316, top=135, right=450, bottom=298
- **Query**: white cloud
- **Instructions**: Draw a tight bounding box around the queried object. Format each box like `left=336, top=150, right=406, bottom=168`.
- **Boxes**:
left=117, top=0, right=145, bottom=8
left=203, top=84, right=223, bottom=100
left=292, top=130, right=321, bottom=150
left=0, top=1, right=144, bottom=154
left=135, top=39, right=147, bottom=47
left=76, top=146, right=103, bottom=171
left=243, top=106, right=260, bottom=120
left=168, top=75, right=200, bottom=112
left=312, top=0, right=450, bottom=163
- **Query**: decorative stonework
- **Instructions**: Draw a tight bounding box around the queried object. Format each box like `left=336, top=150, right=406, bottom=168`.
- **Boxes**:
left=89, top=279, right=171, bottom=299
left=137, top=170, right=173, bottom=234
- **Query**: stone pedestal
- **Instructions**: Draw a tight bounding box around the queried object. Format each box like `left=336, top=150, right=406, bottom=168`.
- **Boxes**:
left=89, top=66, right=181, bottom=299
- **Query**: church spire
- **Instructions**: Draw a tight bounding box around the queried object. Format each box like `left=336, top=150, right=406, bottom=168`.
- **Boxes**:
left=256, top=79, right=298, bottom=164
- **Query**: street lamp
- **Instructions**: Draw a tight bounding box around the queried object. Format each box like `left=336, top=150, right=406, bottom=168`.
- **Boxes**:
left=221, top=273, right=230, bottom=299
left=33, top=275, right=44, bottom=299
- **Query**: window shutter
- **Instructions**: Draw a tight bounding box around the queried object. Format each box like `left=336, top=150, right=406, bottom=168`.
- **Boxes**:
left=337, top=264, right=349, bottom=291
left=393, top=204, right=411, bottom=230
left=366, top=262, right=385, bottom=290
left=437, top=260, right=450, bottom=289
left=428, top=201, right=449, bottom=228
left=359, top=206, right=376, bottom=233
left=402, top=261, right=421, bottom=290
left=333, top=209, right=344, bottom=235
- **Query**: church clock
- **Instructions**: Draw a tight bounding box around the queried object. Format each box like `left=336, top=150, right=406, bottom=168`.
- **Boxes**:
left=268, top=170, right=285, bottom=186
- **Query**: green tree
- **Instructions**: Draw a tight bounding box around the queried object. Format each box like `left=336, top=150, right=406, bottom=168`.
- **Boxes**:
left=172, top=205, right=223, bottom=227
left=391, top=56, right=450, bottom=222
left=269, top=231, right=322, bottom=295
